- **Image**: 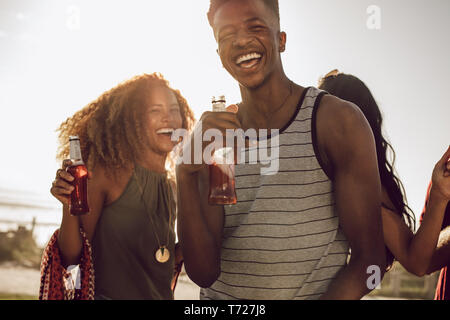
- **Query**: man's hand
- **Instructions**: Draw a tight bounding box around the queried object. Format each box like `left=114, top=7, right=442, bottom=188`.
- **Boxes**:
left=177, top=105, right=241, bottom=176
left=176, top=105, right=238, bottom=288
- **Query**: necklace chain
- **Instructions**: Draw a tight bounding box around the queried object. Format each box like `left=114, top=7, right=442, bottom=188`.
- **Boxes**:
left=237, top=80, right=294, bottom=118
left=269, top=80, right=293, bottom=115
left=133, top=169, right=173, bottom=251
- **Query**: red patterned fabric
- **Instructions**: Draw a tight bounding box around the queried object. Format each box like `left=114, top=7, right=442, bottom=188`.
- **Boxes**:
left=39, top=228, right=95, bottom=300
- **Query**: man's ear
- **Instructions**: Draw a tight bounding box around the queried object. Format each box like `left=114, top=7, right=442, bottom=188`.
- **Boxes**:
left=279, top=31, right=287, bottom=52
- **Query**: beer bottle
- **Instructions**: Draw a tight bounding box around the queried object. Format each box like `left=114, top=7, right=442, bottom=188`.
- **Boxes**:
left=208, top=96, right=237, bottom=205
left=67, top=136, right=89, bottom=215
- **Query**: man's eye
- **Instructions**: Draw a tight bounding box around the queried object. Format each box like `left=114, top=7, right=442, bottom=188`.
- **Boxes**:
left=250, top=25, right=265, bottom=31
left=219, top=32, right=234, bottom=42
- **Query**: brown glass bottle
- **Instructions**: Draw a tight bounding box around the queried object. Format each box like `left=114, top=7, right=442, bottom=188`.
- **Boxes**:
left=208, top=162, right=237, bottom=205
left=208, top=96, right=237, bottom=205
left=67, top=136, right=89, bottom=215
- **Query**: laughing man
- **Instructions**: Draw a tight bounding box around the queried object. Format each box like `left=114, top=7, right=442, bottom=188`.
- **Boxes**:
left=176, top=0, right=386, bottom=300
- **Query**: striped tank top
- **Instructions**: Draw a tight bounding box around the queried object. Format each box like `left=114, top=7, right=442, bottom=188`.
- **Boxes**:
left=201, top=87, right=349, bottom=300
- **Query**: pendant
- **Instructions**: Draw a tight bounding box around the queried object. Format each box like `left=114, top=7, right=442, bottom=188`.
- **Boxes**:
left=155, top=246, right=170, bottom=263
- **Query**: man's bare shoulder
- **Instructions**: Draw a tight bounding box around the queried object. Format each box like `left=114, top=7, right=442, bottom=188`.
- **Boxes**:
left=315, top=93, right=375, bottom=169
left=315, top=94, right=373, bottom=150
left=318, top=94, right=368, bottom=130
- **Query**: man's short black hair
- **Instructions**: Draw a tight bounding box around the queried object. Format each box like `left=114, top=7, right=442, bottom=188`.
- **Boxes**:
left=207, top=0, right=280, bottom=27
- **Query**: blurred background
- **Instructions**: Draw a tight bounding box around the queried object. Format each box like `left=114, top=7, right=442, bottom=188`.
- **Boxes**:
left=0, top=0, right=448, bottom=299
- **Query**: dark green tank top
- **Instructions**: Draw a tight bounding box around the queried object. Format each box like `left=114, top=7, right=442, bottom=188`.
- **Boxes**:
left=91, top=164, right=176, bottom=300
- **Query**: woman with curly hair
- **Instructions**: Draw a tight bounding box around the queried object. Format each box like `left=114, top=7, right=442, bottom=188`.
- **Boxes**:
left=45, top=73, right=195, bottom=300
left=318, top=70, right=450, bottom=277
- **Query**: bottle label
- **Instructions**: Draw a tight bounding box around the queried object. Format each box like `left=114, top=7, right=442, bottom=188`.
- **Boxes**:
left=69, top=139, right=83, bottom=162
left=213, top=147, right=234, bottom=165
left=212, top=102, right=226, bottom=112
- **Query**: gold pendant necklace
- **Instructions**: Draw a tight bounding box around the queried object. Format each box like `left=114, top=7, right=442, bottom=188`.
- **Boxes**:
left=133, top=168, right=173, bottom=264
left=155, top=246, right=170, bottom=263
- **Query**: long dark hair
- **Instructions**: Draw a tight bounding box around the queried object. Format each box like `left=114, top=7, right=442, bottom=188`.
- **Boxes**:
left=318, top=70, right=416, bottom=270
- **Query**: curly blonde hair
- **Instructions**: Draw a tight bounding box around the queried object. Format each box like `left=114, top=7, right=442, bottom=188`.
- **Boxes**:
left=56, top=73, right=195, bottom=180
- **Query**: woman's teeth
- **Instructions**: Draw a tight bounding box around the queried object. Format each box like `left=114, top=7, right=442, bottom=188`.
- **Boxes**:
left=156, top=128, right=174, bottom=135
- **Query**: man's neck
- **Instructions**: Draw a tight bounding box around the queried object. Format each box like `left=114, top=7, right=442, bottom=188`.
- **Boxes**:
left=237, top=71, right=301, bottom=131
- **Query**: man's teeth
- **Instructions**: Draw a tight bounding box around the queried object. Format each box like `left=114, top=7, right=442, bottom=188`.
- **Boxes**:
left=236, top=53, right=262, bottom=65
left=157, top=128, right=174, bottom=134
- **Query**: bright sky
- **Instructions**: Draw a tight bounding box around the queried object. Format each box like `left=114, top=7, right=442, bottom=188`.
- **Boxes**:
left=0, top=0, right=449, bottom=224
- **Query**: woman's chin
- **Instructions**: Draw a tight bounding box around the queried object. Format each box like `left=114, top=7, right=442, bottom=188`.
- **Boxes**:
left=156, top=142, right=177, bottom=154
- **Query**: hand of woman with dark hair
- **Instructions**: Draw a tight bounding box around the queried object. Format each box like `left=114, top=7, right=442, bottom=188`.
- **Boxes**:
left=382, top=146, right=450, bottom=277
left=420, top=147, right=450, bottom=275
left=430, top=146, right=450, bottom=202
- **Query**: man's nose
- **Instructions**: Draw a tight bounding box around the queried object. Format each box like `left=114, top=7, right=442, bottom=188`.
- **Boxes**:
left=233, top=29, right=254, bottom=48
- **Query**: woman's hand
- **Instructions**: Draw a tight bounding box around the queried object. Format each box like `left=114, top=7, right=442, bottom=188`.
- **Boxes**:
left=171, top=242, right=184, bottom=292
left=430, top=146, right=450, bottom=202
left=50, top=159, right=75, bottom=206
left=50, top=159, right=93, bottom=206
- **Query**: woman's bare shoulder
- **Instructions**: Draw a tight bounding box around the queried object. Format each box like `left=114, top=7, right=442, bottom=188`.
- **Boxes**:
left=93, top=163, right=134, bottom=206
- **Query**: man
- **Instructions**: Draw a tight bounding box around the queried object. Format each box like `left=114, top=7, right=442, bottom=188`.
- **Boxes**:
left=421, top=182, right=450, bottom=300
left=176, top=0, right=386, bottom=299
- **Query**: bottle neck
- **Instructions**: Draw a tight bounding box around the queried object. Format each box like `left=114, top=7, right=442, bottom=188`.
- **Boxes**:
left=212, top=101, right=226, bottom=112
left=69, top=139, right=84, bottom=164
left=70, top=159, right=85, bottom=167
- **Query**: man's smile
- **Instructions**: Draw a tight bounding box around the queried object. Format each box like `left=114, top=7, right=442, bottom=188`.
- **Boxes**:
left=233, top=51, right=264, bottom=71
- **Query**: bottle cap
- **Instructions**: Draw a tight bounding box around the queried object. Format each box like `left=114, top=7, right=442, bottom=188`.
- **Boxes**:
left=212, top=95, right=226, bottom=103
left=212, top=95, right=226, bottom=112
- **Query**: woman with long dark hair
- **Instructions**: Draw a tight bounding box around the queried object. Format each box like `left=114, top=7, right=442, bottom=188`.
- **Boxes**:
left=319, top=70, right=450, bottom=275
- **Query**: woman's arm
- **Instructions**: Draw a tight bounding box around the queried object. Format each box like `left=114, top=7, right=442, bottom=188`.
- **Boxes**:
left=51, top=160, right=107, bottom=267
left=427, top=225, right=450, bottom=274
left=382, top=190, right=448, bottom=276
left=382, top=147, right=450, bottom=276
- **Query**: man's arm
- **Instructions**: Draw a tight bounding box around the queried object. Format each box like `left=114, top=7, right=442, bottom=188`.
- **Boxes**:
left=316, top=96, right=386, bottom=300
left=176, top=165, right=224, bottom=288
left=176, top=107, right=242, bottom=288
left=176, top=110, right=238, bottom=288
